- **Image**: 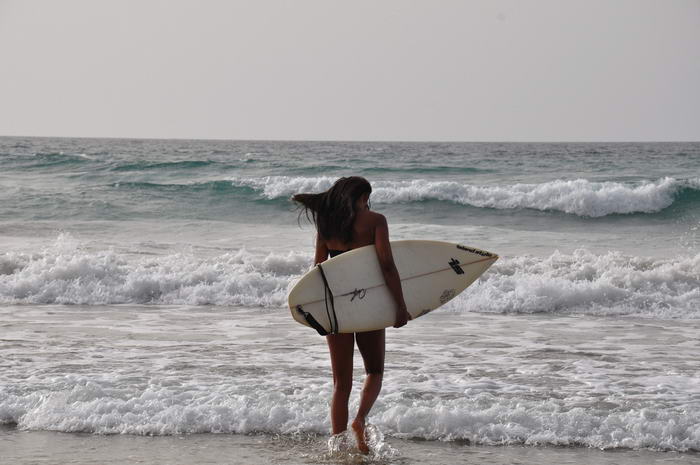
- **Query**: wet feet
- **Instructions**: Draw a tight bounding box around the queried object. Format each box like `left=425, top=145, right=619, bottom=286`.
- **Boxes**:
left=351, top=418, right=369, bottom=454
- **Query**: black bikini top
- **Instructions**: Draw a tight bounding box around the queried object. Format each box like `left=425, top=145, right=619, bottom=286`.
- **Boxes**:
left=328, top=249, right=347, bottom=258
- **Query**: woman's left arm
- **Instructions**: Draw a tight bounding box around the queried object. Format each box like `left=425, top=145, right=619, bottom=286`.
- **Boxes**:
left=313, top=234, right=329, bottom=265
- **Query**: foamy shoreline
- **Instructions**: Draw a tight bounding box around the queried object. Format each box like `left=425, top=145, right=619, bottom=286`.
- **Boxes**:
left=2, top=306, right=698, bottom=452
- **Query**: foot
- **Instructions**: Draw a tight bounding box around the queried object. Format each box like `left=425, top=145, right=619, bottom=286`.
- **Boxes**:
left=351, top=418, right=369, bottom=454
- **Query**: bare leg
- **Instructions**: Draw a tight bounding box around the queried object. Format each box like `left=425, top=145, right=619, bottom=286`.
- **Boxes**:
left=326, top=333, right=354, bottom=435
left=352, top=329, right=385, bottom=454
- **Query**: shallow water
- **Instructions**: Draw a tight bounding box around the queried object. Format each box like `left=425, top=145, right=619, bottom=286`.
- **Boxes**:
left=1, top=305, right=698, bottom=454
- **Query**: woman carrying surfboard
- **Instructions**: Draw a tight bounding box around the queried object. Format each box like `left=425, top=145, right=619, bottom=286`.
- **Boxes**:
left=292, top=176, right=411, bottom=454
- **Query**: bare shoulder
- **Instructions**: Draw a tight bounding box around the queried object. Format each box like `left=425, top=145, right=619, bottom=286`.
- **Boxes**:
left=367, top=211, right=388, bottom=237
left=356, top=209, right=386, bottom=226
left=366, top=211, right=386, bottom=226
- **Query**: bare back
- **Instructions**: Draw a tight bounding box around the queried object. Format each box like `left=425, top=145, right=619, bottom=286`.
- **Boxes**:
left=324, top=209, right=381, bottom=251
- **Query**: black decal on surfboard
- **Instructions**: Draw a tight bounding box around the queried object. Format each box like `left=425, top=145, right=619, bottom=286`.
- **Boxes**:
left=439, top=289, right=456, bottom=304
left=350, top=288, right=367, bottom=302
left=448, top=258, right=464, bottom=274
left=457, top=244, right=494, bottom=257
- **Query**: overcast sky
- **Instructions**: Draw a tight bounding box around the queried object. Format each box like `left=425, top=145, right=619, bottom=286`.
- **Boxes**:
left=1, top=0, right=698, bottom=142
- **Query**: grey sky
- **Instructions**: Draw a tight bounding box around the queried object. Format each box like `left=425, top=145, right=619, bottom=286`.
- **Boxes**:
left=1, top=0, right=698, bottom=141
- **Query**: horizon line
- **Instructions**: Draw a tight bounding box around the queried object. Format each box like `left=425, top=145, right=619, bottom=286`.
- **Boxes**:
left=1, top=133, right=698, bottom=144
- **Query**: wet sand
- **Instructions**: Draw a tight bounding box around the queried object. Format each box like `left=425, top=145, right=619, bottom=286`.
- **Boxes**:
left=2, top=426, right=698, bottom=465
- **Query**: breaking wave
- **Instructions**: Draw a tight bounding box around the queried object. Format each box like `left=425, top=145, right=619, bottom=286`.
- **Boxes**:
left=231, top=176, right=700, bottom=217
left=1, top=234, right=698, bottom=319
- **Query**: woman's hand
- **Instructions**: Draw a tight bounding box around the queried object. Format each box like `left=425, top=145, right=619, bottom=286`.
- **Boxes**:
left=393, top=305, right=411, bottom=328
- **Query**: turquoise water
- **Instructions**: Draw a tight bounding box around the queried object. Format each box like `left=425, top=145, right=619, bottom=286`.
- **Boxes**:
left=2, top=138, right=699, bottom=224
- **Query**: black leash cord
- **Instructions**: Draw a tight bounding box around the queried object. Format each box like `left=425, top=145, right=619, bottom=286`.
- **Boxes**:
left=317, top=263, right=338, bottom=334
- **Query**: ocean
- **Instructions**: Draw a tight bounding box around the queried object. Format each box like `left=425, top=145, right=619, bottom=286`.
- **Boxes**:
left=0, top=137, right=698, bottom=464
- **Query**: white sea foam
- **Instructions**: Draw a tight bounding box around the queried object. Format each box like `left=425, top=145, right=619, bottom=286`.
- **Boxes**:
left=451, top=249, right=700, bottom=319
left=1, top=374, right=698, bottom=451
left=1, top=235, right=697, bottom=319
left=1, top=293, right=698, bottom=452
left=0, top=233, right=307, bottom=307
left=233, top=176, right=698, bottom=217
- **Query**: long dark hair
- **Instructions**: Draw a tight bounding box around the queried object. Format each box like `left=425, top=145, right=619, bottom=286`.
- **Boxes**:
left=292, top=176, right=372, bottom=244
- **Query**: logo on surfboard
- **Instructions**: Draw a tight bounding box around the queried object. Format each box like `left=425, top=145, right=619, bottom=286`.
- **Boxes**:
left=439, top=289, right=457, bottom=304
left=456, top=244, right=495, bottom=257
left=448, top=258, right=464, bottom=274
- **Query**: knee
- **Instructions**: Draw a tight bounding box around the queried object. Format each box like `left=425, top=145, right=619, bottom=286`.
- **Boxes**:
left=333, top=377, right=352, bottom=399
left=365, top=367, right=384, bottom=377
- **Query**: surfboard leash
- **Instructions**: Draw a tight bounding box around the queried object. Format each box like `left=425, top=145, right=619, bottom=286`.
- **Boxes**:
left=316, top=263, right=339, bottom=334
left=295, top=305, right=329, bottom=336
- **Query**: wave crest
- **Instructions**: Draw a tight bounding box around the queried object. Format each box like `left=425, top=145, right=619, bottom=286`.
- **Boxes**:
left=232, top=176, right=699, bottom=217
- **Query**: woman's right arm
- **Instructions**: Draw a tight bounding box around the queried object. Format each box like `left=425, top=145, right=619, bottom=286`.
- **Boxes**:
left=374, top=214, right=410, bottom=328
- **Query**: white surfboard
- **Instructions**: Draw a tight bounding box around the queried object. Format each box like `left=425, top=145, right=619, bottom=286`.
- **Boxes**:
left=288, top=240, right=498, bottom=334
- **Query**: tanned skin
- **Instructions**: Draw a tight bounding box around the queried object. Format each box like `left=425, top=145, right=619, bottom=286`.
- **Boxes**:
left=314, top=192, right=410, bottom=454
